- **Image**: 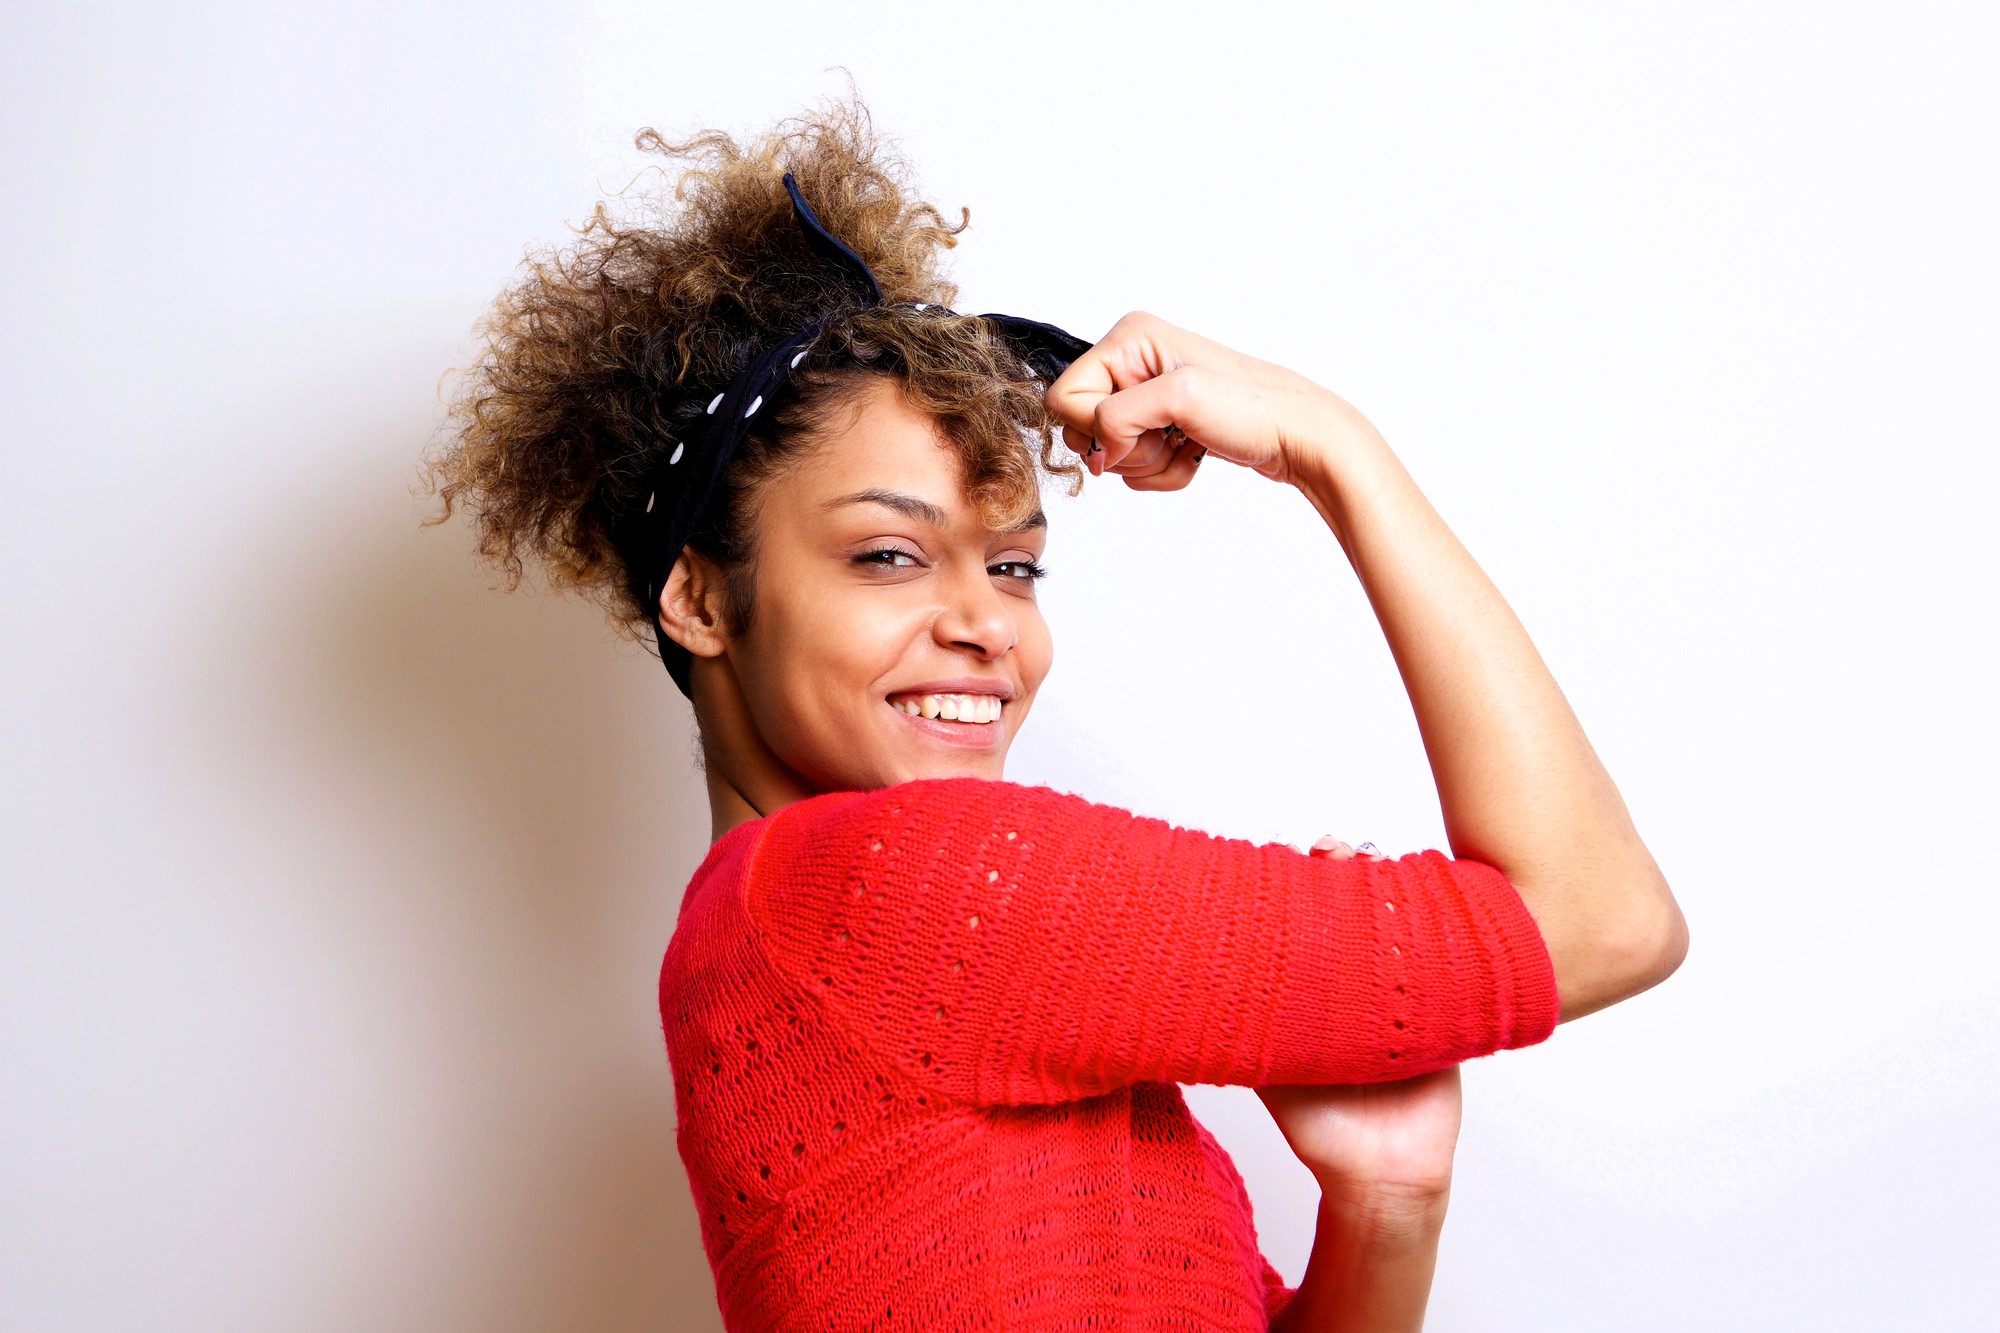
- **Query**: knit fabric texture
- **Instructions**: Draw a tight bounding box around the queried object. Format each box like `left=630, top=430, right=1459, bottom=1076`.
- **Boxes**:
left=659, top=777, right=1561, bottom=1331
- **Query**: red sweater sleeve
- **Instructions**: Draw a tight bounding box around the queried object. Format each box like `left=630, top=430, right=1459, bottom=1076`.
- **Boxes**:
left=742, top=777, right=1559, bottom=1105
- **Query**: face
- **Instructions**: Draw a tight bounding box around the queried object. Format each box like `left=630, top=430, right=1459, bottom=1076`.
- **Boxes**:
left=686, top=375, right=1054, bottom=795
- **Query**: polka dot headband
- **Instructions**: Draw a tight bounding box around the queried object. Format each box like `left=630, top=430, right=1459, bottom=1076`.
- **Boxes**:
left=642, top=170, right=1093, bottom=697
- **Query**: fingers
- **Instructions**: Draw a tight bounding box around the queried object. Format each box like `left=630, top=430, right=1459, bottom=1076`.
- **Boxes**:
left=1117, top=428, right=1175, bottom=475
left=1084, top=368, right=1204, bottom=475
left=1060, top=422, right=1096, bottom=465
left=1047, top=309, right=1321, bottom=488
left=1084, top=385, right=1215, bottom=494
left=1045, top=312, right=1213, bottom=480
left=1308, top=835, right=1386, bottom=861
left=1122, top=438, right=1205, bottom=492
left=1066, top=410, right=1207, bottom=493
left=1045, top=310, right=1179, bottom=435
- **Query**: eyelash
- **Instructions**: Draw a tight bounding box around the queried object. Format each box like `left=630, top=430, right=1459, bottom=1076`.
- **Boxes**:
left=855, top=548, right=1047, bottom=581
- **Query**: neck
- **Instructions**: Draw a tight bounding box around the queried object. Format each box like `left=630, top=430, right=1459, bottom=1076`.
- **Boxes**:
left=690, top=656, right=818, bottom=843
left=704, top=767, right=774, bottom=843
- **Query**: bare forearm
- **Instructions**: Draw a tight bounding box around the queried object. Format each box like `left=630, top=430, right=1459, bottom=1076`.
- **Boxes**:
left=1269, top=1188, right=1449, bottom=1333
left=1289, top=408, right=1686, bottom=1020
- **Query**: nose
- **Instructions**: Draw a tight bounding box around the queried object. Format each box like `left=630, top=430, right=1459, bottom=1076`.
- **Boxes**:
left=932, top=564, right=1017, bottom=661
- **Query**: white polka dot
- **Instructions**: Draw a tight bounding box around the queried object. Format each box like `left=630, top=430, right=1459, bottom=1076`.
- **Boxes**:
left=790, top=350, right=807, bottom=368
left=743, top=395, right=763, bottom=418
left=669, top=442, right=685, bottom=465
left=645, top=491, right=655, bottom=512
left=706, top=393, right=723, bottom=414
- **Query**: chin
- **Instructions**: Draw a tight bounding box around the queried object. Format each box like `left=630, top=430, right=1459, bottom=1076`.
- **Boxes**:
left=879, top=743, right=1011, bottom=789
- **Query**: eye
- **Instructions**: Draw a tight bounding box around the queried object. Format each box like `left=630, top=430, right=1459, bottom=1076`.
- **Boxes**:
left=854, top=547, right=922, bottom=569
left=990, top=559, right=1048, bottom=581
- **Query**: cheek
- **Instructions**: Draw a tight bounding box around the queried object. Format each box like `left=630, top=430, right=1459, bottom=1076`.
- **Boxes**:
left=1014, top=601, right=1055, bottom=692
left=753, top=582, right=922, bottom=729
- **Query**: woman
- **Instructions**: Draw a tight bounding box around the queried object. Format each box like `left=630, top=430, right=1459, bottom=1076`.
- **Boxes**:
left=424, top=100, right=1687, bottom=1331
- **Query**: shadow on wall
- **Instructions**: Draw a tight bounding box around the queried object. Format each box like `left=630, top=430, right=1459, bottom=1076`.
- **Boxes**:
left=187, top=391, right=726, bottom=1330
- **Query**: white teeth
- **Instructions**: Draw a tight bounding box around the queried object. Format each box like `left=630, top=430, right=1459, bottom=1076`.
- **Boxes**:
left=891, top=693, right=1006, bottom=724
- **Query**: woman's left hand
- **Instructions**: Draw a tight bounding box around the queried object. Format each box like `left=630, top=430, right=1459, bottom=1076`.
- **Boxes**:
left=1043, top=311, right=1359, bottom=491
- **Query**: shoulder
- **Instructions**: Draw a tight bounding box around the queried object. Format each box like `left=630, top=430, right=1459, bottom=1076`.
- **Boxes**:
left=672, top=816, right=765, bottom=925
left=757, top=777, right=1162, bottom=865
left=774, top=775, right=1087, bottom=819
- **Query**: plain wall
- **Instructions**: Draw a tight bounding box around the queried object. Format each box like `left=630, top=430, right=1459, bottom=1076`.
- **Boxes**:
left=4, top=3, right=1995, bottom=1329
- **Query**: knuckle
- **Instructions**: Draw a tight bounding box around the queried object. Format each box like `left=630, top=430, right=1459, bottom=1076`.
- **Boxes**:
left=1044, top=383, right=1085, bottom=423
left=1167, top=364, right=1209, bottom=412
left=1091, top=395, right=1126, bottom=439
left=1109, top=309, right=1167, bottom=342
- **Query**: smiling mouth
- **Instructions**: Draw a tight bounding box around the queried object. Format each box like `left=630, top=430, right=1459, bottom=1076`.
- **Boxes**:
left=885, top=692, right=1005, bottom=725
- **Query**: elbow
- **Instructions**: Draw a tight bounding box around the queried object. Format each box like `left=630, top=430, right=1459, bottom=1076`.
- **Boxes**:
left=1605, top=876, right=1689, bottom=1000
left=1653, top=891, right=1690, bottom=984
left=1557, top=875, right=1689, bottom=1022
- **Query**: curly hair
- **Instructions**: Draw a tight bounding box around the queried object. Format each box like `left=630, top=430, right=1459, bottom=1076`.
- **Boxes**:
left=417, top=95, right=1085, bottom=685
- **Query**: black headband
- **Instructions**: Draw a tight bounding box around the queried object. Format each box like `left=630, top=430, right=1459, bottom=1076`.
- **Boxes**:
left=642, top=171, right=1093, bottom=698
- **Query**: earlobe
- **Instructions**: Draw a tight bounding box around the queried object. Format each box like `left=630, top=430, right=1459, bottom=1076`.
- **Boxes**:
left=656, top=551, right=730, bottom=660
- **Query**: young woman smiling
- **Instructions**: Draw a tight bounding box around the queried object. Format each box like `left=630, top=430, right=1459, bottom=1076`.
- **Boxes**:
left=424, top=100, right=1687, bottom=1332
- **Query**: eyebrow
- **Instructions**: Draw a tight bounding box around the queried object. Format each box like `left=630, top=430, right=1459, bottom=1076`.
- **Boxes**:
left=820, top=488, right=1047, bottom=533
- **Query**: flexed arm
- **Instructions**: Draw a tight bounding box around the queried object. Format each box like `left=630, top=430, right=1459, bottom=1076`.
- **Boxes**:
left=746, top=778, right=1559, bottom=1105
left=1047, top=313, right=1687, bottom=1023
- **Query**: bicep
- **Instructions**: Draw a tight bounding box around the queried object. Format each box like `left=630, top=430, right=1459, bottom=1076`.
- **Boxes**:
left=747, top=778, right=1559, bottom=1105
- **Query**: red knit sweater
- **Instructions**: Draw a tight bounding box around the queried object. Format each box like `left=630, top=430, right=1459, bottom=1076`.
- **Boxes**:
left=659, top=778, right=1560, bottom=1331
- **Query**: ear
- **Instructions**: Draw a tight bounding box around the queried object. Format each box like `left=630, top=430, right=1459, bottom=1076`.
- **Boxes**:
left=656, top=549, right=732, bottom=662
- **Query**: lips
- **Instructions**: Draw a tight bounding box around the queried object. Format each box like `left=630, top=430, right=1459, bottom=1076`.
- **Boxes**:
left=886, top=676, right=1015, bottom=701
left=883, top=678, right=1016, bottom=744
left=886, top=691, right=1004, bottom=724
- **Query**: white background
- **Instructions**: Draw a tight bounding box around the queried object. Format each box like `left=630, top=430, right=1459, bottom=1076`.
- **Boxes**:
left=4, top=3, right=1995, bottom=1329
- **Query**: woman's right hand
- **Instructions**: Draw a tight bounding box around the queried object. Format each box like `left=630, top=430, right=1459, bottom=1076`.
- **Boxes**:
left=1259, top=835, right=1463, bottom=1209
left=1256, top=1068, right=1463, bottom=1214
left=1260, top=1068, right=1462, bottom=1333
left=1043, top=310, right=1367, bottom=492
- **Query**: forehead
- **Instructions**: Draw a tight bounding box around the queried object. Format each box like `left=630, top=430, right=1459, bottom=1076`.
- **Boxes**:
left=774, top=379, right=977, bottom=522
left=756, top=374, right=1056, bottom=540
